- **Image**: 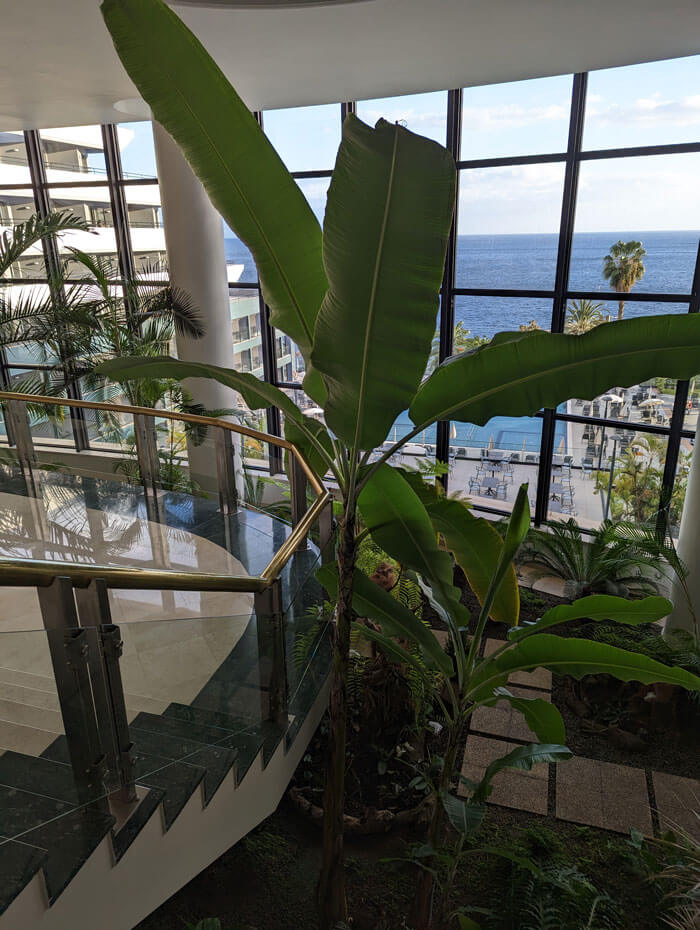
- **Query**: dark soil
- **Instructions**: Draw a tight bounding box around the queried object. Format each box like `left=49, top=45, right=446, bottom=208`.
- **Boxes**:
left=136, top=801, right=666, bottom=930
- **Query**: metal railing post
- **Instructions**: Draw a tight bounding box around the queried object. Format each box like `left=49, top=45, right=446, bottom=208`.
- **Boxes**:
left=37, top=577, right=109, bottom=810
left=74, top=579, right=137, bottom=802
left=254, top=579, right=287, bottom=726
left=133, top=412, right=161, bottom=523
left=289, top=456, right=308, bottom=551
left=215, top=427, right=238, bottom=516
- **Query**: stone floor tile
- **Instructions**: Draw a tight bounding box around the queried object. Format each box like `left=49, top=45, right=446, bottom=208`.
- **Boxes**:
left=459, top=734, right=548, bottom=815
left=652, top=771, right=700, bottom=841
left=556, top=756, right=652, bottom=834
left=483, top=638, right=552, bottom=691
left=470, top=684, right=551, bottom=741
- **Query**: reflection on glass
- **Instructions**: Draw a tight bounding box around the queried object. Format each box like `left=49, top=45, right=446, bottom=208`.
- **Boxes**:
left=230, top=288, right=263, bottom=377
left=461, top=74, right=572, bottom=159
left=0, top=193, right=47, bottom=276
left=356, top=91, right=448, bottom=145
left=449, top=415, right=544, bottom=515
left=0, top=131, right=31, bottom=183
left=570, top=155, right=700, bottom=295
left=456, top=164, right=565, bottom=289
left=124, top=183, right=166, bottom=271
left=453, top=296, right=552, bottom=342
left=549, top=425, right=669, bottom=529
left=263, top=103, right=341, bottom=172
left=39, top=126, right=107, bottom=178
left=583, top=55, right=700, bottom=150
left=49, top=188, right=119, bottom=271
left=118, top=121, right=157, bottom=178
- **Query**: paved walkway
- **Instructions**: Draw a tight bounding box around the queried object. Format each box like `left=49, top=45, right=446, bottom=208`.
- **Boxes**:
left=459, top=638, right=700, bottom=839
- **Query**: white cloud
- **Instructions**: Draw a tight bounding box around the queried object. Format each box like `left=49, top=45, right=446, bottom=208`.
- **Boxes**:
left=586, top=94, right=700, bottom=127
left=462, top=102, right=569, bottom=131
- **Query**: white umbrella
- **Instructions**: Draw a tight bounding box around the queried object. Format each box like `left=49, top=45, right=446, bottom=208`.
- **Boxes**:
left=639, top=397, right=664, bottom=408
left=450, top=423, right=457, bottom=440
left=487, top=435, right=495, bottom=451
left=600, top=393, right=623, bottom=404
left=305, top=406, right=325, bottom=417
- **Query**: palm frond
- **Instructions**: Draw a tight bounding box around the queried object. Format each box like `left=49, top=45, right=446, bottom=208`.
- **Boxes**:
left=0, top=211, right=91, bottom=278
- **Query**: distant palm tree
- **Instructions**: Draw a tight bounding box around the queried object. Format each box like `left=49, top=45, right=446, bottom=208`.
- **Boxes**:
left=564, top=298, right=606, bottom=334
left=602, top=240, right=647, bottom=320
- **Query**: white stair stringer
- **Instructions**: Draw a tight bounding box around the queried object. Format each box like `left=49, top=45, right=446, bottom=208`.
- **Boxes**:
left=1, top=679, right=330, bottom=930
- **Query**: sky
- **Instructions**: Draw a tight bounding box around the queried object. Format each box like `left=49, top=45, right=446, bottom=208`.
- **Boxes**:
left=116, top=54, right=700, bottom=237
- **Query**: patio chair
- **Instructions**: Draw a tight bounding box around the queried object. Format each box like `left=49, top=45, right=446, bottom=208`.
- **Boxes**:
left=469, top=477, right=482, bottom=495
left=495, top=483, right=508, bottom=500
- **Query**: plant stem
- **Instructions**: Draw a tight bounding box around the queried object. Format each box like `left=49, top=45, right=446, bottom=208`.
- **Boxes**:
left=411, top=713, right=464, bottom=929
left=317, top=503, right=357, bottom=929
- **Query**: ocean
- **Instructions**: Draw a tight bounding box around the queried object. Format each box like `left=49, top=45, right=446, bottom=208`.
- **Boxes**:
left=225, top=229, right=699, bottom=452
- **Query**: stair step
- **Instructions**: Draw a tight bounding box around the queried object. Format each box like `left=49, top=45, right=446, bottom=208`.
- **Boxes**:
left=41, top=736, right=207, bottom=830
left=0, top=681, right=59, bottom=712
left=0, top=699, right=63, bottom=734
left=0, top=836, right=47, bottom=916
left=0, top=667, right=56, bottom=693
left=20, top=805, right=116, bottom=902
left=0, top=720, right=58, bottom=756
left=129, top=725, right=237, bottom=804
left=162, top=704, right=277, bottom=781
left=110, top=787, right=165, bottom=862
left=0, top=784, right=75, bottom=841
left=192, top=678, right=264, bottom=721
left=0, top=751, right=84, bottom=806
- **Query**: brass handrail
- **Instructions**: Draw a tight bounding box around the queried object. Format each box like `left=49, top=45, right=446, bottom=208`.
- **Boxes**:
left=0, top=389, right=325, bottom=496
left=0, top=557, right=268, bottom=593
left=0, top=390, right=333, bottom=593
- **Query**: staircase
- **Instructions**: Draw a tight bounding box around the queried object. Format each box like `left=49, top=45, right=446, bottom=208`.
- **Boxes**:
left=0, top=605, right=332, bottom=929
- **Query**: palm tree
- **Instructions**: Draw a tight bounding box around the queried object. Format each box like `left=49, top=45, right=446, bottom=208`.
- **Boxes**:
left=0, top=210, right=88, bottom=278
left=602, top=240, right=647, bottom=320
left=564, top=298, right=606, bottom=334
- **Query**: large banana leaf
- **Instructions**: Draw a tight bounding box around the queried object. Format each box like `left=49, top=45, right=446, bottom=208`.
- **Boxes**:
left=101, top=0, right=328, bottom=400
left=400, top=479, right=519, bottom=625
left=409, top=316, right=700, bottom=428
left=508, top=594, right=672, bottom=641
left=358, top=464, right=468, bottom=630
left=485, top=687, right=566, bottom=744
left=468, top=633, right=700, bottom=702
left=471, top=743, right=572, bottom=803
left=311, top=115, right=455, bottom=449
left=318, top=563, right=453, bottom=676
left=99, top=355, right=300, bottom=414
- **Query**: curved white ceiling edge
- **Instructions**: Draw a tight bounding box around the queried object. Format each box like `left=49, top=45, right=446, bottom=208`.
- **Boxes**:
left=0, top=0, right=699, bottom=130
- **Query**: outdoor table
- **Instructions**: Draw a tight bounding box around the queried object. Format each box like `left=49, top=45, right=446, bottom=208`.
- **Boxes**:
left=550, top=480, right=569, bottom=500
left=549, top=499, right=563, bottom=513
left=480, top=477, right=501, bottom=497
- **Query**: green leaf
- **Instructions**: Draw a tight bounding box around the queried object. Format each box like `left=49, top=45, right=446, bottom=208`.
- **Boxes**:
left=351, top=620, right=433, bottom=680
left=101, top=0, right=327, bottom=399
left=476, top=485, right=529, bottom=627
left=409, top=316, right=700, bottom=428
left=421, top=494, right=519, bottom=624
left=319, top=563, right=453, bottom=676
left=358, top=464, right=469, bottom=636
left=469, top=633, right=700, bottom=702
left=283, top=414, right=334, bottom=480
left=509, top=594, right=673, bottom=640
left=487, top=687, right=566, bottom=744
left=440, top=791, right=486, bottom=836
left=456, top=916, right=482, bottom=930
left=97, top=355, right=302, bottom=419
left=311, top=115, right=455, bottom=449
left=473, top=743, right=572, bottom=803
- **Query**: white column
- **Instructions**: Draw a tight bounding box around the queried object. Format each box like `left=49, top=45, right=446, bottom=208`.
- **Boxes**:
left=665, top=431, right=700, bottom=641
left=152, top=122, right=238, bottom=494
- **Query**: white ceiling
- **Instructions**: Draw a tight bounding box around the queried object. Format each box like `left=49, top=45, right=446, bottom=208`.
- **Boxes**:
left=1, top=0, right=700, bottom=129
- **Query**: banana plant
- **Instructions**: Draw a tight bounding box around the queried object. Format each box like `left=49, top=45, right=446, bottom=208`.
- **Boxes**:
left=99, top=2, right=700, bottom=926
left=321, top=473, right=700, bottom=928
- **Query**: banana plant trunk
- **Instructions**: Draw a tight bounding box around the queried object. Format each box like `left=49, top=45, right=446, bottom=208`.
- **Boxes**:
left=317, top=508, right=357, bottom=929
left=411, top=719, right=463, bottom=929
